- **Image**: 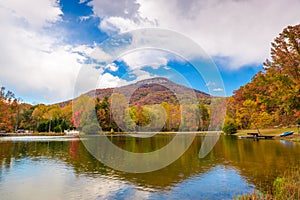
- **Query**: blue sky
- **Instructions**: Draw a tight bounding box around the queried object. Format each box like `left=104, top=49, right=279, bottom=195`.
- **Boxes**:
left=0, top=0, right=299, bottom=104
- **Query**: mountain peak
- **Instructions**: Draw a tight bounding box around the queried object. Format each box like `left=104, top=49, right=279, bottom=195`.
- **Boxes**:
left=135, top=77, right=169, bottom=85
left=107, top=77, right=210, bottom=105
left=59, top=77, right=210, bottom=107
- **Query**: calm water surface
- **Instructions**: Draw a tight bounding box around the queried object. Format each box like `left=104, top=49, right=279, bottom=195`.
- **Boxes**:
left=0, top=135, right=300, bottom=200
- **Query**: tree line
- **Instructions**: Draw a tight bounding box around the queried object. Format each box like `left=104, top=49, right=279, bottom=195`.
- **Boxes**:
left=0, top=92, right=74, bottom=133
left=0, top=89, right=212, bottom=133
left=72, top=93, right=212, bottom=133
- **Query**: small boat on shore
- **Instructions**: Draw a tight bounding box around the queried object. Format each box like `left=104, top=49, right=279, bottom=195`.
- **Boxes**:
left=280, top=131, right=294, bottom=137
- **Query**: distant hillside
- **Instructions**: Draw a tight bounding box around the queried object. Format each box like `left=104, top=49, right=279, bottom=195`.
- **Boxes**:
left=59, top=77, right=210, bottom=107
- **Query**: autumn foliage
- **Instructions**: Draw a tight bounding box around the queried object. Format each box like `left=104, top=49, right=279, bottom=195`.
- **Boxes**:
left=225, top=24, right=300, bottom=130
left=0, top=87, right=18, bottom=131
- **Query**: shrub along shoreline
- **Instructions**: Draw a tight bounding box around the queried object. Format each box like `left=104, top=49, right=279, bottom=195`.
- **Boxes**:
left=236, top=166, right=300, bottom=200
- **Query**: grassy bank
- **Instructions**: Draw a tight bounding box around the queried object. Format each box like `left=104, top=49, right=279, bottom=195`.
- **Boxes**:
left=0, top=132, right=66, bottom=137
left=236, top=127, right=299, bottom=136
left=236, top=166, right=300, bottom=200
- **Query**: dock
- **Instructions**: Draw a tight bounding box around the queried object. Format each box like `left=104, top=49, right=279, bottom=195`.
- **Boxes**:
left=238, top=132, right=274, bottom=139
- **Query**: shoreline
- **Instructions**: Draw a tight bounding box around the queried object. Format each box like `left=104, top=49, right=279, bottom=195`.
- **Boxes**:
left=235, top=127, right=300, bottom=142
left=0, top=132, right=66, bottom=137
left=0, top=131, right=222, bottom=137
left=1, top=128, right=299, bottom=142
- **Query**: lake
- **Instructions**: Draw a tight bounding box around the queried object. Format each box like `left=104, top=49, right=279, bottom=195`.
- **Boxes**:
left=0, top=134, right=300, bottom=200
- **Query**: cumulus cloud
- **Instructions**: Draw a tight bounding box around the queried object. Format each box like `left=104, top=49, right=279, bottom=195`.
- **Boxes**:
left=88, top=0, right=140, bottom=19
left=97, top=69, right=155, bottom=89
left=121, top=50, right=169, bottom=70
left=106, top=63, right=118, bottom=72
left=73, top=44, right=113, bottom=63
left=1, top=0, right=62, bottom=29
left=99, top=16, right=156, bottom=35
left=88, top=0, right=155, bottom=34
left=90, top=0, right=300, bottom=69
left=90, top=64, right=157, bottom=92
left=0, top=0, right=83, bottom=103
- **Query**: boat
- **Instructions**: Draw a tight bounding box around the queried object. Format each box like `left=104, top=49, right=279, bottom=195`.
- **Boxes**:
left=280, top=131, right=294, bottom=137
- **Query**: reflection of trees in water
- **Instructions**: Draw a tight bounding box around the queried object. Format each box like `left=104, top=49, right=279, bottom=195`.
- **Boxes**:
left=214, top=137, right=300, bottom=192
left=0, top=136, right=300, bottom=192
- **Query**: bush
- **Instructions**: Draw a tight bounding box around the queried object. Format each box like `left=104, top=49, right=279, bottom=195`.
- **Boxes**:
left=272, top=167, right=300, bottom=200
left=236, top=166, right=300, bottom=200
left=222, top=120, right=237, bottom=134
left=60, top=120, right=69, bottom=131
left=37, top=122, right=48, bottom=132
left=53, top=125, right=62, bottom=133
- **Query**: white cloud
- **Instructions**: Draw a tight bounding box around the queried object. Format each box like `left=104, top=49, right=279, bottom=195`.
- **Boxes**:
left=212, top=88, right=223, bottom=92
left=129, top=68, right=156, bottom=81
left=97, top=69, right=155, bottom=89
left=79, top=0, right=88, bottom=4
left=88, top=0, right=155, bottom=35
left=1, top=0, right=62, bottom=29
left=79, top=15, right=92, bottom=22
left=121, top=50, right=169, bottom=70
left=90, top=0, right=300, bottom=69
left=99, top=17, right=139, bottom=34
left=163, top=66, right=171, bottom=70
left=97, top=72, right=137, bottom=89
left=0, top=27, right=84, bottom=103
left=73, top=45, right=113, bottom=63
left=88, top=0, right=140, bottom=19
left=106, top=63, right=118, bottom=72
left=137, top=0, right=300, bottom=68
left=89, top=46, right=113, bottom=62
left=0, top=1, right=84, bottom=103
left=99, top=16, right=155, bottom=35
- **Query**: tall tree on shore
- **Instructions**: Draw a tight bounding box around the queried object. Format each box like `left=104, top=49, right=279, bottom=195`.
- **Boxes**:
left=264, top=25, right=300, bottom=84
left=226, top=24, right=300, bottom=129
left=0, top=87, right=18, bottom=131
left=263, top=24, right=300, bottom=123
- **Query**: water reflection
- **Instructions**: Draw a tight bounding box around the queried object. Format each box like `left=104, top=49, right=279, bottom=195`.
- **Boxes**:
left=0, top=135, right=300, bottom=199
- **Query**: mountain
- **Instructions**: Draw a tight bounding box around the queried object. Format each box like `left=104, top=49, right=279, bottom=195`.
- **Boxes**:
left=59, top=77, right=210, bottom=107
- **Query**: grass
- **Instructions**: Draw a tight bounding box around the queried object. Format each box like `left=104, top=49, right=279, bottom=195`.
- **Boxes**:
left=235, top=166, right=300, bottom=200
left=236, top=127, right=299, bottom=136
left=288, top=136, right=300, bottom=142
left=235, top=192, right=273, bottom=200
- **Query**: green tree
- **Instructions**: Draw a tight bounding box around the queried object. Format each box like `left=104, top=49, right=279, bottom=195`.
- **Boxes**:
left=222, top=119, right=237, bottom=134
left=198, top=103, right=209, bottom=131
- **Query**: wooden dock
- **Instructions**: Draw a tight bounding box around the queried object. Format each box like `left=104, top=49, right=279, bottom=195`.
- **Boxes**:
left=238, top=133, right=274, bottom=139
